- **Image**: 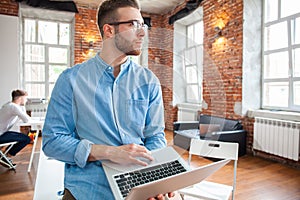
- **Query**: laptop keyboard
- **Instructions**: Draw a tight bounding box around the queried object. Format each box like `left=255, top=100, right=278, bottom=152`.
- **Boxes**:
left=113, top=160, right=187, bottom=198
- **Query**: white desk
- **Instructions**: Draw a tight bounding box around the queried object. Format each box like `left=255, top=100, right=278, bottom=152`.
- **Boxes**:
left=33, top=147, right=64, bottom=200
left=17, top=117, right=44, bottom=172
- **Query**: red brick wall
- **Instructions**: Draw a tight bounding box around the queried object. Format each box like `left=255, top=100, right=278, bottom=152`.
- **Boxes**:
left=74, top=5, right=102, bottom=64
left=201, top=0, right=243, bottom=119
left=147, top=14, right=174, bottom=130
left=0, top=0, right=18, bottom=16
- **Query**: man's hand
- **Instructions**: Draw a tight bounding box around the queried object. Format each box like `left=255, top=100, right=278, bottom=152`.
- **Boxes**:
left=148, top=192, right=175, bottom=200
left=89, top=143, right=153, bottom=166
left=107, top=143, right=154, bottom=166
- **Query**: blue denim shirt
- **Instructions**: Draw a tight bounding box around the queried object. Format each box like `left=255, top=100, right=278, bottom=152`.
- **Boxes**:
left=42, top=54, right=166, bottom=199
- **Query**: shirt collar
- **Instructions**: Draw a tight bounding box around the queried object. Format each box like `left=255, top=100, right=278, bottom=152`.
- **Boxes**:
left=95, top=52, right=131, bottom=72
left=120, top=58, right=130, bottom=71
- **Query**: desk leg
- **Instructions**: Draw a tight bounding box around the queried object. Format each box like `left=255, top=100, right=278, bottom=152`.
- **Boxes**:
left=28, top=130, right=40, bottom=173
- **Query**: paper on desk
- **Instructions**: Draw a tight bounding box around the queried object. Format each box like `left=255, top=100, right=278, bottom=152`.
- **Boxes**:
left=101, top=146, right=180, bottom=172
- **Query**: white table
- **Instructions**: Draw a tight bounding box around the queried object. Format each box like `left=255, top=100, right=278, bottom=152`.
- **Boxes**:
left=18, top=117, right=44, bottom=172
left=33, top=147, right=64, bottom=200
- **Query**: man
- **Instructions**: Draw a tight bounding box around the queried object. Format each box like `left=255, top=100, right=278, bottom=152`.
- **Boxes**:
left=42, top=0, right=173, bottom=199
left=0, top=89, right=31, bottom=167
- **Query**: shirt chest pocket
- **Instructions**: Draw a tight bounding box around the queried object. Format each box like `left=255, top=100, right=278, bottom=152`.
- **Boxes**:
left=126, top=99, right=148, bottom=126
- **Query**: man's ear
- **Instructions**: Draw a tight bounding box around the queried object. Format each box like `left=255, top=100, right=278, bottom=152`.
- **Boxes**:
left=102, top=24, right=115, bottom=38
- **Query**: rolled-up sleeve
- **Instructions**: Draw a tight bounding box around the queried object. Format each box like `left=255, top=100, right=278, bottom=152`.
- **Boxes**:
left=74, top=139, right=94, bottom=168
left=42, top=68, right=92, bottom=168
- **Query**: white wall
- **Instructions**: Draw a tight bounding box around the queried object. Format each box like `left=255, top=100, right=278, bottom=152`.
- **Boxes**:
left=0, top=14, right=20, bottom=106
left=242, top=0, right=262, bottom=115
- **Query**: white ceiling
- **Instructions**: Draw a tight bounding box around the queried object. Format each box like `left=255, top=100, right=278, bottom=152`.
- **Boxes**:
left=74, top=0, right=185, bottom=14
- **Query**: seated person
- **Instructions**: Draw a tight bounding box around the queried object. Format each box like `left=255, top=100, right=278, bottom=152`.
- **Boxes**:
left=0, top=89, right=31, bottom=167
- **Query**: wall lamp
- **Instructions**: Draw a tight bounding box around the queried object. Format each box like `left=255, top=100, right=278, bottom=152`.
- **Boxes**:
left=213, top=11, right=229, bottom=42
left=81, top=37, right=96, bottom=58
left=214, top=26, right=222, bottom=39
left=88, top=41, right=94, bottom=50
left=81, top=36, right=95, bottom=51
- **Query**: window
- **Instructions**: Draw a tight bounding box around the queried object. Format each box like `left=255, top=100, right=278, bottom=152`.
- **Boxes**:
left=173, top=7, right=204, bottom=107
left=263, top=0, right=300, bottom=111
left=20, top=6, right=74, bottom=99
left=184, top=21, right=203, bottom=103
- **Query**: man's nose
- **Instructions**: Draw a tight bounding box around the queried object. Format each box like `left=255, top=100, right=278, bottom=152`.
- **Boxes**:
left=137, top=26, right=147, bottom=37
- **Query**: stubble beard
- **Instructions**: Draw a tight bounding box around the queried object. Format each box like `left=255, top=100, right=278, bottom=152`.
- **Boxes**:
left=114, top=31, right=142, bottom=56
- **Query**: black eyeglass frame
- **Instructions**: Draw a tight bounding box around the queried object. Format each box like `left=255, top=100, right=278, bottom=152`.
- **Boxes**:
left=107, top=20, right=148, bottom=31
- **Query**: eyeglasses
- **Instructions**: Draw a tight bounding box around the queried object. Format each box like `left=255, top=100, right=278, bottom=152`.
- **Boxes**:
left=108, top=20, right=148, bottom=32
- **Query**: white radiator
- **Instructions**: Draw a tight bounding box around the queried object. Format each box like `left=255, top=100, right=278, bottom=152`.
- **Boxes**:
left=177, top=104, right=201, bottom=121
left=253, top=117, right=300, bottom=161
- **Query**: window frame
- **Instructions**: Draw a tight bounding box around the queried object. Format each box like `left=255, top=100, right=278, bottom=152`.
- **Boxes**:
left=20, top=5, right=74, bottom=100
left=262, top=0, right=300, bottom=111
left=184, top=21, right=203, bottom=104
left=172, top=7, right=204, bottom=108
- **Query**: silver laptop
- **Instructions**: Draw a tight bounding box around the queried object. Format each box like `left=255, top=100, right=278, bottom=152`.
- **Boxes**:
left=102, top=146, right=230, bottom=200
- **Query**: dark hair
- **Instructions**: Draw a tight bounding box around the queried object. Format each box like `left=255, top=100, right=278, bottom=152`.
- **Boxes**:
left=12, top=89, right=28, bottom=101
left=97, top=0, right=140, bottom=36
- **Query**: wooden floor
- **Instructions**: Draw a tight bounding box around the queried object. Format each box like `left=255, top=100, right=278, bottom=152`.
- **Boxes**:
left=0, top=140, right=39, bottom=200
left=1, top=130, right=300, bottom=200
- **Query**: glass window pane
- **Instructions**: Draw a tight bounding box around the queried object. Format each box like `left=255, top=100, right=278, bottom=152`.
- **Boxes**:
left=293, top=48, right=300, bottom=77
left=264, top=0, right=278, bottom=22
left=49, top=47, right=68, bottom=64
left=25, top=64, right=45, bottom=81
left=24, top=19, right=35, bottom=42
left=294, top=81, right=300, bottom=105
left=187, top=85, right=199, bottom=102
left=187, top=25, right=194, bottom=47
left=186, top=66, right=198, bottom=83
left=194, top=21, right=203, bottom=44
left=23, top=17, right=71, bottom=99
left=59, top=23, right=70, bottom=45
left=25, top=44, right=45, bottom=62
left=38, top=21, right=58, bottom=44
left=263, top=82, right=288, bottom=107
left=264, top=51, right=289, bottom=78
left=264, top=22, right=288, bottom=50
left=281, top=0, right=300, bottom=18
left=184, top=48, right=196, bottom=65
left=292, top=17, right=300, bottom=45
left=25, top=83, right=45, bottom=98
left=49, top=65, right=67, bottom=82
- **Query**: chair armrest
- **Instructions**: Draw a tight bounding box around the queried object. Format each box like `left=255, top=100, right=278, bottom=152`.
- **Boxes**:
left=210, top=130, right=246, bottom=141
left=211, top=130, right=246, bottom=136
left=173, top=121, right=199, bottom=131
